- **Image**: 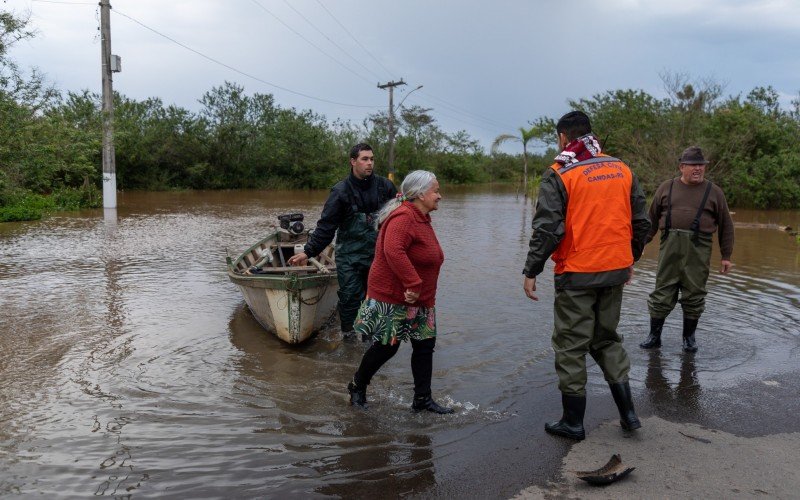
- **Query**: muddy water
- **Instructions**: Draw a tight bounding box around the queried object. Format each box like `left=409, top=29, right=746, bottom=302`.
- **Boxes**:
left=1, top=187, right=798, bottom=497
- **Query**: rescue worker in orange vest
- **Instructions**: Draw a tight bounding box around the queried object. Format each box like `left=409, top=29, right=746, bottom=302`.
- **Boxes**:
left=522, top=111, right=651, bottom=441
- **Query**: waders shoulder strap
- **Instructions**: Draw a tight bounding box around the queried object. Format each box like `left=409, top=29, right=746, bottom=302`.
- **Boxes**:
left=662, top=178, right=676, bottom=241
left=690, top=181, right=713, bottom=239
left=376, top=177, right=388, bottom=205
left=345, top=177, right=382, bottom=215
left=343, top=178, right=360, bottom=215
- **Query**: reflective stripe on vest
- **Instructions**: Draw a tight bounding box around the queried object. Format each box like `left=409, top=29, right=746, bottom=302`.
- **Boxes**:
left=551, top=155, right=634, bottom=274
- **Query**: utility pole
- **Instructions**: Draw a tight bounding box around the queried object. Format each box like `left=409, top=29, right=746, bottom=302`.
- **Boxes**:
left=377, top=79, right=405, bottom=182
left=100, top=0, right=116, bottom=209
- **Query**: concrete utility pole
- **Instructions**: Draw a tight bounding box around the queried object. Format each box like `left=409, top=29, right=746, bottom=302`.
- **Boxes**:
left=377, top=79, right=406, bottom=182
left=100, top=0, right=116, bottom=209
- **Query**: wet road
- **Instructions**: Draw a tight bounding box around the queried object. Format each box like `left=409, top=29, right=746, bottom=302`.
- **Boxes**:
left=0, top=187, right=798, bottom=497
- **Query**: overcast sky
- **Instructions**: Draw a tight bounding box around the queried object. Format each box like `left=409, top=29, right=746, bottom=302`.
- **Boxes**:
left=7, top=0, right=800, bottom=152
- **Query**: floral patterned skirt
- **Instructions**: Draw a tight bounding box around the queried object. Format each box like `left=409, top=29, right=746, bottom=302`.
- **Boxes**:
left=353, top=297, right=437, bottom=345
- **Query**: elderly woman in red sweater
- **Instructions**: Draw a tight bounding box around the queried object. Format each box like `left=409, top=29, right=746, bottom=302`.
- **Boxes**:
left=347, top=170, right=452, bottom=414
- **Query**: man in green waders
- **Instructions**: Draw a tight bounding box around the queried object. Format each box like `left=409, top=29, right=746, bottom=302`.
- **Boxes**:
left=640, top=146, right=734, bottom=353
left=288, top=143, right=397, bottom=340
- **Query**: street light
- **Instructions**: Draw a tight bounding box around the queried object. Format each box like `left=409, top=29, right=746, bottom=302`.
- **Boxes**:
left=396, top=84, right=423, bottom=111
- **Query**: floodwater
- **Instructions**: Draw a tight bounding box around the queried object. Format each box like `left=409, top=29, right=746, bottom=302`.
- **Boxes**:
left=1, top=187, right=798, bottom=498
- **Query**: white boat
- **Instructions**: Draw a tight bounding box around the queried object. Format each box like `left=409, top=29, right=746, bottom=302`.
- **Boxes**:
left=227, top=222, right=338, bottom=344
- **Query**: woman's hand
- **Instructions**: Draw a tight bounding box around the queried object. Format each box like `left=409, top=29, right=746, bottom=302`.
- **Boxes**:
left=404, top=289, right=419, bottom=304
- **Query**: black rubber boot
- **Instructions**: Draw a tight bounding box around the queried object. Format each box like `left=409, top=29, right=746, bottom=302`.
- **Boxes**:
left=640, top=317, right=665, bottom=349
left=410, top=338, right=436, bottom=396
left=682, top=317, right=699, bottom=353
left=544, top=394, right=586, bottom=441
left=609, top=381, right=642, bottom=430
left=412, top=394, right=454, bottom=414
left=347, top=381, right=368, bottom=409
left=348, top=342, right=400, bottom=410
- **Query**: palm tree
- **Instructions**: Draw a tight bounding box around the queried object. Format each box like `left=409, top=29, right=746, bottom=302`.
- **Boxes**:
left=491, top=126, right=539, bottom=199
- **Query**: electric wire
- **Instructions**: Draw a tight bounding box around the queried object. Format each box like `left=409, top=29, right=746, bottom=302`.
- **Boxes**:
left=418, top=91, right=516, bottom=131
left=400, top=90, right=513, bottom=138
left=34, top=0, right=519, bottom=137
left=112, top=8, right=381, bottom=109
left=387, top=92, right=506, bottom=136
left=412, top=101, right=508, bottom=136
left=278, top=0, right=384, bottom=83
left=314, top=0, right=396, bottom=80
left=31, top=0, right=95, bottom=4
left=248, top=0, right=377, bottom=88
left=312, top=0, right=511, bottom=134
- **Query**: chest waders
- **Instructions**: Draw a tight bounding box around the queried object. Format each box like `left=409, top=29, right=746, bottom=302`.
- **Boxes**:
left=649, top=179, right=714, bottom=320
left=334, top=181, right=384, bottom=333
left=661, top=179, right=713, bottom=243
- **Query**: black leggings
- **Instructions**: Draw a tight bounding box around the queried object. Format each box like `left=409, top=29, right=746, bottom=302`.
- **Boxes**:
left=353, top=337, right=436, bottom=397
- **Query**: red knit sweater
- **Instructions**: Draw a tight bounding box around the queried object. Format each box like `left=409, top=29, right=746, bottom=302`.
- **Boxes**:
left=366, top=202, right=444, bottom=307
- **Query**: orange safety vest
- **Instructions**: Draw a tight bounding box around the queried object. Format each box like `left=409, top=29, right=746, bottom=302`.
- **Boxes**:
left=550, top=154, right=634, bottom=274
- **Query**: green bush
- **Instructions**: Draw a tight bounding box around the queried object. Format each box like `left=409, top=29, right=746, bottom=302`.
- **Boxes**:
left=0, top=191, right=50, bottom=222
left=51, top=185, right=102, bottom=211
left=0, top=203, right=44, bottom=222
left=0, top=186, right=100, bottom=222
left=431, top=153, right=487, bottom=184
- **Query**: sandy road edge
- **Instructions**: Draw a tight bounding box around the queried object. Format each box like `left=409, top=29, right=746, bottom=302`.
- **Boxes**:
left=513, top=416, right=800, bottom=499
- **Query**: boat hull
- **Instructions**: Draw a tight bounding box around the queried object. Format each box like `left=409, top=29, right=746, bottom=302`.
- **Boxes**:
left=227, top=230, right=338, bottom=344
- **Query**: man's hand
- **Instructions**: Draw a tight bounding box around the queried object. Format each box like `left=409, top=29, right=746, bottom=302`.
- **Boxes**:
left=625, top=266, right=634, bottom=285
left=720, top=259, right=733, bottom=274
left=287, top=252, right=308, bottom=266
left=523, top=276, right=538, bottom=301
left=404, top=289, right=419, bottom=304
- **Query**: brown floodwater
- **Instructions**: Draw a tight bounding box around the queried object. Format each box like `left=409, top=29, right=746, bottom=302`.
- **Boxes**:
left=1, top=187, right=798, bottom=497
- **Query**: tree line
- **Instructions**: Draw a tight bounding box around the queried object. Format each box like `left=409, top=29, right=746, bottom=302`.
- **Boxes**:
left=555, top=76, right=800, bottom=209
left=2, top=10, right=799, bottom=222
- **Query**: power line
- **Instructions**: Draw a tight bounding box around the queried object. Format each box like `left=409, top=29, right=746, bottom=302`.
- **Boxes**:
left=384, top=91, right=506, bottom=137
left=424, top=106, right=508, bottom=136
left=31, top=0, right=95, bottom=4
left=32, top=0, right=527, bottom=137
left=310, top=0, right=511, bottom=133
left=279, top=0, right=384, bottom=83
left=112, top=9, right=381, bottom=109
left=395, top=94, right=507, bottom=136
left=314, top=0, right=396, bottom=80
left=248, top=0, right=376, bottom=88
left=418, top=91, right=516, bottom=131
left=409, top=93, right=511, bottom=136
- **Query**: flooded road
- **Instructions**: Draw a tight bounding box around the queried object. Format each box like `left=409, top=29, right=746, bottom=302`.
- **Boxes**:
left=1, top=187, right=798, bottom=497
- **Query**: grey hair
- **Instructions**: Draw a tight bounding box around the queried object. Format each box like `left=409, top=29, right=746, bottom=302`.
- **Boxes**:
left=375, top=170, right=437, bottom=227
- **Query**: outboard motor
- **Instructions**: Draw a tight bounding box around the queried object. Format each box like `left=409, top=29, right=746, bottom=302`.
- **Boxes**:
left=277, top=213, right=304, bottom=235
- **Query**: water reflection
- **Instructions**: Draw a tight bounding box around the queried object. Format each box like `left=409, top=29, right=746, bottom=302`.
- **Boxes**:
left=644, top=351, right=702, bottom=420
left=315, top=433, right=434, bottom=498
left=0, top=188, right=798, bottom=497
left=228, top=304, right=437, bottom=497
left=93, top=233, right=144, bottom=496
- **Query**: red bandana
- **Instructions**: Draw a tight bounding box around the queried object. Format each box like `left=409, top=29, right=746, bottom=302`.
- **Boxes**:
left=554, top=134, right=602, bottom=166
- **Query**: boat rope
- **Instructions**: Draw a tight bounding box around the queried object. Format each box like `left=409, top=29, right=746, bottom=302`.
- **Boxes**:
left=299, top=281, right=328, bottom=305
left=283, top=272, right=330, bottom=305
